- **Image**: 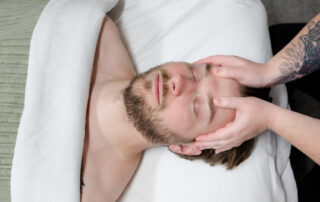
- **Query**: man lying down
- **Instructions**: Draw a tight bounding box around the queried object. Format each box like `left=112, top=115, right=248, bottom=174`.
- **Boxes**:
left=81, top=16, right=270, bottom=202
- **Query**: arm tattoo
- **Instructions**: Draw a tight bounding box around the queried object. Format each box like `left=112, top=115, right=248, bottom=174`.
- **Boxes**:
left=275, top=20, right=320, bottom=84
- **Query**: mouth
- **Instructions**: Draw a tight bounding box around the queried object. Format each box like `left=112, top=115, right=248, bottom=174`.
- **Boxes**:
left=154, top=74, right=160, bottom=105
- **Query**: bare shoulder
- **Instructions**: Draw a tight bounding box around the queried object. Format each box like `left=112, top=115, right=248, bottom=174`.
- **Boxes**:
left=100, top=16, right=120, bottom=38
left=93, top=15, right=136, bottom=83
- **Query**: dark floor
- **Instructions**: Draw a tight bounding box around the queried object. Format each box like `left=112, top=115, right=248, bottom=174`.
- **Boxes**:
left=269, top=24, right=320, bottom=202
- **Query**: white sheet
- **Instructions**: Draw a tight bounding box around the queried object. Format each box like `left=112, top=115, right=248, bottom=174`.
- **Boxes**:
left=109, top=0, right=298, bottom=201
left=11, top=0, right=298, bottom=202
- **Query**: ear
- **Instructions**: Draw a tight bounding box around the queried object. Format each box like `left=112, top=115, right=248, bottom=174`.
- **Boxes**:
left=169, top=144, right=202, bottom=156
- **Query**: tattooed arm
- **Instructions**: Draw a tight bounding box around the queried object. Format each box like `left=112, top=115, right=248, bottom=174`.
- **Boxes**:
left=194, top=14, right=320, bottom=163
left=196, top=13, right=320, bottom=87
left=268, top=13, right=320, bottom=84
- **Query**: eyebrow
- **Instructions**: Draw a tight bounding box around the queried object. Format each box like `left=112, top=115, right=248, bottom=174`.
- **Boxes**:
left=208, top=94, right=214, bottom=124
left=204, top=63, right=211, bottom=77
left=188, top=63, right=210, bottom=77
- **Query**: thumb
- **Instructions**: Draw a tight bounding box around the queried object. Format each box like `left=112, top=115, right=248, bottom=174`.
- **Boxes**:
left=212, top=66, right=244, bottom=81
left=194, top=55, right=231, bottom=66
left=214, top=97, right=245, bottom=110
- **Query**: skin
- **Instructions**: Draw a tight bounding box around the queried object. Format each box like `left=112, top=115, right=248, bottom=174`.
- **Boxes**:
left=131, top=62, right=242, bottom=141
left=82, top=16, right=244, bottom=201
left=194, top=13, right=320, bottom=164
left=81, top=16, right=152, bottom=202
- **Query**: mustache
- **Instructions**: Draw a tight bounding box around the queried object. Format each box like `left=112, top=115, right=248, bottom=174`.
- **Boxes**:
left=131, top=67, right=170, bottom=110
left=159, top=69, right=169, bottom=110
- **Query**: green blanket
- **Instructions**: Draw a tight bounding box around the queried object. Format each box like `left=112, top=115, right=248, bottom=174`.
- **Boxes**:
left=0, top=1, right=47, bottom=201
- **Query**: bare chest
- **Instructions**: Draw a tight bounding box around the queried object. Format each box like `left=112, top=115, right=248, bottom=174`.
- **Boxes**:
left=81, top=81, right=133, bottom=201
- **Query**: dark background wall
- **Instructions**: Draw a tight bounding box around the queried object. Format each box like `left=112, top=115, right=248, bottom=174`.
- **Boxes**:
left=261, top=0, right=320, bottom=25
left=261, top=1, right=320, bottom=201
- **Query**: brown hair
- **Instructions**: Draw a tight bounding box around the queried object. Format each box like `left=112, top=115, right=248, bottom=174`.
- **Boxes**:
left=177, top=140, right=254, bottom=169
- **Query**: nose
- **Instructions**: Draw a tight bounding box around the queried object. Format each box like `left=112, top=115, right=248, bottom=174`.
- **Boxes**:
left=169, top=74, right=191, bottom=96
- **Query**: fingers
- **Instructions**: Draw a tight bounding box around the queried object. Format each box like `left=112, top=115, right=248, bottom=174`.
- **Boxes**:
left=196, top=117, right=238, bottom=141
left=195, top=55, right=247, bottom=82
left=194, top=55, right=237, bottom=78
left=195, top=122, right=236, bottom=144
left=194, top=139, right=231, bottom=149
left=196, top=129, right=226, bottom=142
left=213, top=97, right=245, bottom=110
left=215, top=147, right=233, bottom=154
left=194, top=139, right=237, bottom=154
left=212, top=66, right=245, bottom=82
left=194, top=55, right=233, bottom=66
left=193, top=117, right=242, bottom=153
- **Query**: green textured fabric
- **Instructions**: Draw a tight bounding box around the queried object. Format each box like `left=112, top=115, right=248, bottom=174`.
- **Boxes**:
left=0, top=1, right=48, bottom=201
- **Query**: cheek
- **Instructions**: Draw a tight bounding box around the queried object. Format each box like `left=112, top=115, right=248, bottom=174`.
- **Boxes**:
left=158, top=103, right=195, bottom=139
left=160, top=107, right=187, bottom=129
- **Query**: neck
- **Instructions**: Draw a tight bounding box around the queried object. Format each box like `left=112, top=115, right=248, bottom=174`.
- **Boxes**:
left=115, top=80, right=155, bottom=155
left=86, top=79, right=154, bottom=162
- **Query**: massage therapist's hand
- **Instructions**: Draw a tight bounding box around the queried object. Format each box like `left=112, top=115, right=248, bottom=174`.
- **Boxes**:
left=195, top=55, right=276, bottom=87
left=194, top=96, right=275, bottom=154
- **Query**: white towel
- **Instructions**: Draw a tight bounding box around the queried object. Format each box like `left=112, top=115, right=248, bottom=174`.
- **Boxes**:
left=11, top=0, right=118, bottom=201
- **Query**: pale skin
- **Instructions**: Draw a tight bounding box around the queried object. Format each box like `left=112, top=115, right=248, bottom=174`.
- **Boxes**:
left=81, top=16, right=153, bottom=202
left=81, top=16, right=244, bottom=201
left=194, top=13, right=320, bottom=165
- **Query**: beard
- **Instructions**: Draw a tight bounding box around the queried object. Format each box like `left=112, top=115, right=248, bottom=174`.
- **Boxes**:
left=123, top=66, right=190, bottom=145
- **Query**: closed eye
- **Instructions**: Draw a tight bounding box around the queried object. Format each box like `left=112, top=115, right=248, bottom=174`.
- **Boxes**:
left=192, top=69, right=196, bottom=81
left=193, top=97, right=200, bottom=118
left=187, top=63, right=196, bottom=81
left=190, top=66, right=196, bottom=81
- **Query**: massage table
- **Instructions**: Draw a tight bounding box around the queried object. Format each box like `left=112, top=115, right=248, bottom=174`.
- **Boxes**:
left=0, top=0, right=298, bottom=201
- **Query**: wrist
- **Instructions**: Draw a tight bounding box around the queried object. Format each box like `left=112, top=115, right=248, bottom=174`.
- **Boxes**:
left=264, top=101, right=279, bottom=131
left=263, top=60, right=279, bottom=87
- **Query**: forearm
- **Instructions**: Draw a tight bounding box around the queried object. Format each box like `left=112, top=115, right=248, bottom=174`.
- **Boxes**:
left=268, top=105, right=320, bottom=165
left=266, top=13, right=320, bottom=85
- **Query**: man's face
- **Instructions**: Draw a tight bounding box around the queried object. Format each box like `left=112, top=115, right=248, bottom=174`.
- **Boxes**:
left=126, top=62, right=242, bottom=143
